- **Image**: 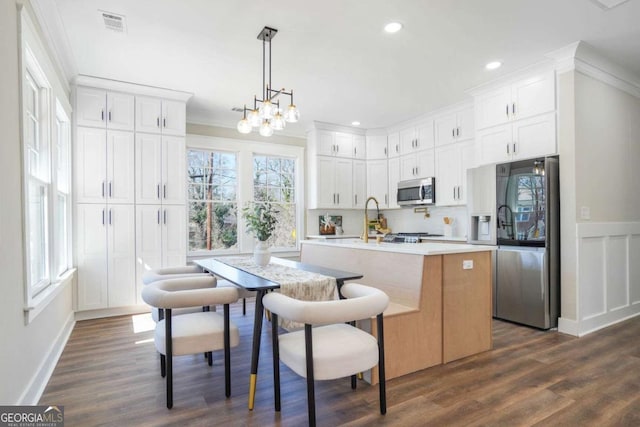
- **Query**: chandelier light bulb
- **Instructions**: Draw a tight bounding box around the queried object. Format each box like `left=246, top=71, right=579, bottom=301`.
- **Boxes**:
left=272, top=112, right=286, bottom=130
left=284, top=104, right=300, bottom=123
left=248, top=109, right=261, bottom=127
left=237, top=118, right=252, bottom=134
left=259, top=100, right=275, bottom=119
left=259, top=119, right=274, bottom=137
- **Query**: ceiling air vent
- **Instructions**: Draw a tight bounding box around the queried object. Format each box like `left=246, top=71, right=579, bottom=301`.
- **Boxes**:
left=590, top=0, right=631, bottom=9
left=100, top=10, right=127, bottom=33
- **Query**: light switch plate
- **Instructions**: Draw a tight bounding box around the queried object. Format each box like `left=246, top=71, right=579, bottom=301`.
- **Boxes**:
left=463, top=260, right=474, bottom=270
left=580, top=206, right=591, bottom=220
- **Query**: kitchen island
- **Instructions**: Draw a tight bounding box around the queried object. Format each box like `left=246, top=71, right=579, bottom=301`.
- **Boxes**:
left=300, top=239, right=495, bottom=383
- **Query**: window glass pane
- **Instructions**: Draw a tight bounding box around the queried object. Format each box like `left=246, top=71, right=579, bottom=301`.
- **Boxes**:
left=28, top=181, right=48, bottom=287
left=187, top=149, right=238, bottom=252
left=56, top=193, right=68, bottom=275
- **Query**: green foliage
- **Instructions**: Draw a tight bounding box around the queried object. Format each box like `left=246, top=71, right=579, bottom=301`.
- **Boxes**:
left=242, top=201, right=279, bottom=242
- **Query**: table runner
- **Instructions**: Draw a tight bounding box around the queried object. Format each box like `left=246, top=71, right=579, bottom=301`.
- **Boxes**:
left=215, top=256, right=338, bottom=329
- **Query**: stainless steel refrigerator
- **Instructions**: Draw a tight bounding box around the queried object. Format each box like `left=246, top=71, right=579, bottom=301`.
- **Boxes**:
left=468, top=157, right=560, bottom=329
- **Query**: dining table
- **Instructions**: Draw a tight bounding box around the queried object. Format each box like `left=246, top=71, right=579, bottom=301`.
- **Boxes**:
left=194, top=256, right=363, bottom=410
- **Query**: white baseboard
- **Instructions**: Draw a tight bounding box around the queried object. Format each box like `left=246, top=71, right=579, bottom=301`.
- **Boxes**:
left=558, top=317, right=579, bottom=336
left=74, top=305, right=150, bottom=321
left=18, top=311, right=75, bottom=405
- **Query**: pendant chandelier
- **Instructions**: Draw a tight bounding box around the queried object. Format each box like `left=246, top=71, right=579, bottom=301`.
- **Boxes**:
left=237, top=26, right=300, bottom=137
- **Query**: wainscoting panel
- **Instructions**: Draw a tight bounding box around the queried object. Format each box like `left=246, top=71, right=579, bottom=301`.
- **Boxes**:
left=575, top=222, right=640, bottom=336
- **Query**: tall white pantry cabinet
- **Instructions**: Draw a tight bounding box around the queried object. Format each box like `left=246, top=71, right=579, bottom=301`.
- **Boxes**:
left=73, top=77, right=190, bottom=312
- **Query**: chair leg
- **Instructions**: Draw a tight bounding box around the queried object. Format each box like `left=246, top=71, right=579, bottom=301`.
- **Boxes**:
left=160, top=354, right=166, bottom=378
left=165, top=309, right=173, bottom=409
left=304, top=324, right=316, bottom=427
left=242, top=297, right=246, bottom=315
left=224, top=304, right=231, bottom=398
left=271, top=313, right=281, bottom=411
left=376, top=313, right=387, bottom=415
left=207, top=351, right=213, bottom=366
left=351, top=374, right=357, bottom=390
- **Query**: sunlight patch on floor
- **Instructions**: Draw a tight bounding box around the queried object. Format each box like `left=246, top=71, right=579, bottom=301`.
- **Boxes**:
left=131, top=312, right=155, bottom=333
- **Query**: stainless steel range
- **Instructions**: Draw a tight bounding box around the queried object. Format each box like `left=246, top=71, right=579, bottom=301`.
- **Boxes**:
left=383, top=232, right=444, bottom=243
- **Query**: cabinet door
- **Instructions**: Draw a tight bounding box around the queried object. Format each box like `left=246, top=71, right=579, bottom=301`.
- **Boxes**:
left=512, top=112, right=556, bottom=160
left=334, top=132, right=353, bottom=158
left=75, top=127, right=106, bottom=203
left=76, top=204, right=108, bottom=310
left=435, top=144, right=460, bottom=206
left=76, top=87, right=106, bottom=128
left=387, top=157, right=400, bottom=208
left=416, top=122, right=435, bottom=150
left=162, top=205, right=186, bottom=267
left=107, top=204, right=136, bottom=306
left=477, top=124, right=512, bottom=165
left=135, top=96, right=162, bottom=134
left=315, top=130, right=335, bottom=156
left=399, top=127, right=416, bottom=154
left=352, top=135, right=366, bottom=159
left=475, top=86, right=512, bottom=130
left=387, top=132, right=401, bottom=158
left=367, top=159, right=389, bottom=207
left=334, top=158, right=353, bottom=208
left=457, top=141, right=475, bottom=205
left=416, top=149, right=435, bottom=178
left=366, top=135, right=387, bottom=160
left=400, top=155, right=417, bottom=181
left=456, top=107, right=475, bottom=141
left=106, top=130, right=135, bottom=204
left=161, top=100, right=186, bottom=136
left=106, top=92, right=135, bottom=131
left=511, top=71, right=555, bottom=121
left=316, top=156, right=337, bottom=207
left=135, top=205, right=163, bottom=302
left=352, top=160, right=366, bottom=208
left=135, top=133, right=163, bottom=203
left=435, top=113, right=458, bottom=147
left=162, top=136, right=186, bottom=205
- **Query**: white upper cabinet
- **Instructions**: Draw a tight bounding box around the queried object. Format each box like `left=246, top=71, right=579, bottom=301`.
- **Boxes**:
left=366, top=135, right=388, bottom=160
left=334, top=132, right=354, bottom=158
left=311, top=156, right=353, bottom=209
left=353, top=160, right=367, bottom=208
left=314, top=130, right=336, bottom=156
left=435, top=140, right=474, bottom=206
left=387, top=132, right=401, bottom=158
left=400, top=150, right=435, bottom=181
left=76, top=87, right=134, bottom=131
left=366, top=159, right=389, bottom=208
left=475, top=71, right=555, bottom=130
left=135, top=134, right=186, bottom=205
left=75, top=128, right=135, bottom=204
left=136, top=96, right=186, bottom=136
left=435, top=106, right=474, bottom=146
left=352, top=135, right=366, bottom=159
left=400, top=121, right=434, bottom=153
left=477, top=112, right=556, bottom=164
left=387, top=157, right=401, bottom=208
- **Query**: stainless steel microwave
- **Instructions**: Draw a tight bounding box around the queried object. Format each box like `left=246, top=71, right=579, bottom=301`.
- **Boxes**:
left=397, top=177, right=435, bottom=206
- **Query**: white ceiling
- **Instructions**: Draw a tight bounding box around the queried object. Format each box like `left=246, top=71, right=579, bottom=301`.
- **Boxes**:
left=37, top=0, right=640, bottom=137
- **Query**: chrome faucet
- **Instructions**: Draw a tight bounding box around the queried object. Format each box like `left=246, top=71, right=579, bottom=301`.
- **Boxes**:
left=362, top=196, right=379, bottom=243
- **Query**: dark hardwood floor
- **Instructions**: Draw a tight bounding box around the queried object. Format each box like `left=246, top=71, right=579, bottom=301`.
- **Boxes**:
left=40, top=301, right=640, bottom=426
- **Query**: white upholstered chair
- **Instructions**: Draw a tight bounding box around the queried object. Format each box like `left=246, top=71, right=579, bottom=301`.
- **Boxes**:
left=142, top=276, right=240, bottom=409
left=262, top=283, right=389, bottom=427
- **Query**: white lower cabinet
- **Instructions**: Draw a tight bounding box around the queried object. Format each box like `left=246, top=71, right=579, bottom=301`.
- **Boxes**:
left=477, top=112, right=556, bottom=165
left=76, top=204, right=136, bottom=310
left=135, top=205, right=186, bottom=304
left=367, top=159, right=389, bottom=208
left=435, top=141, right=474, bottom=206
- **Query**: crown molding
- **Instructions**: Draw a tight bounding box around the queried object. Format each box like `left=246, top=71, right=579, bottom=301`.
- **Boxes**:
left=73, top=75, right=193, bottom=102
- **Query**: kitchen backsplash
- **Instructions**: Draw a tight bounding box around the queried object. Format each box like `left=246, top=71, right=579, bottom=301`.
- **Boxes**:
left=306, top=206, right=468, bottom=238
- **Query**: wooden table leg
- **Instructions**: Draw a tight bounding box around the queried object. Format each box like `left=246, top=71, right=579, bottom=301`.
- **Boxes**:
left=248, top=289, right=266, bottom=410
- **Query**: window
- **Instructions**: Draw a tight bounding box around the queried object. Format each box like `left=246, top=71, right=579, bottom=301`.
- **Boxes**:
left=22, top=44, right=72, bottom=300
left=187, top=149, right=238, bottom=252
left=253, top=155, right=297, bottom=249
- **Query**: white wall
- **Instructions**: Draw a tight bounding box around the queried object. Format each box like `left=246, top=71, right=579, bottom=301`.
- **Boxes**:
left=0, top=1, right=74, bottom=404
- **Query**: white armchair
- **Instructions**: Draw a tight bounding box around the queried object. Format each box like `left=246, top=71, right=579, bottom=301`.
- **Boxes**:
left=142, top=276, right=240, bottom=409
left=262, top=283, right=389, bottom=426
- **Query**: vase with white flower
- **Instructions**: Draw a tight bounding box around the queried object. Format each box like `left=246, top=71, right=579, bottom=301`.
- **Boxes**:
left=242, top=201, right=278, bottom=266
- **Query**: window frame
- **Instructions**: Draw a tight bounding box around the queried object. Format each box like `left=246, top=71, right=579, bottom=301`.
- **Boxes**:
left=186, top=134, right=305, bottom=258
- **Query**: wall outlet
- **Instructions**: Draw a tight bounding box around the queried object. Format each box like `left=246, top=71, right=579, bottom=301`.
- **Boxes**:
left=463, top=260, right=474, bottom=270
left=580, top=206, right=591, bottom=220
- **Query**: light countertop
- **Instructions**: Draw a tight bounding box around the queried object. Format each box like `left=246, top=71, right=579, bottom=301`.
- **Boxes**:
left=306, top=234, right=468, bottom=243
left=301, top=238, right=495, bottom=256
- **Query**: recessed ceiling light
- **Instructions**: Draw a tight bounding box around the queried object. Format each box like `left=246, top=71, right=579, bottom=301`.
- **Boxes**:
left=384, top=22, right=403, bottom=33
left=351, top=121, right=361, bottom=126
left=485, top=61, right=502, bottom=70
